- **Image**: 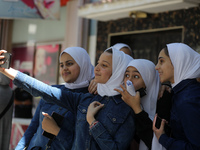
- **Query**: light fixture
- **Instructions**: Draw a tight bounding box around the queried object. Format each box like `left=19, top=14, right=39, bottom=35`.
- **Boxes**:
left=28, top=24, right=37, bottom=34
left=129, top=11, right=147, bottom=19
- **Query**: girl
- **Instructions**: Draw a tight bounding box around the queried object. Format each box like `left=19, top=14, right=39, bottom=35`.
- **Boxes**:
left=113, top=43, right=133, bottom=57
left=0, top=47, right=135, bottom=150
left=115, top=59, right=170, bottom=150
left=88, top=43, right=133, bottom=95
left=15, top=47, right=94, bottom=150
left=153, top=43, right=200, bottom=149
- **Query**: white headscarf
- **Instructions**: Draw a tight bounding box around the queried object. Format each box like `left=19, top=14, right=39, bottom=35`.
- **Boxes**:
left=152, top=43, right=200, bottom=150
left=97, top=47, right=133, bottom=96
left=127, top=59, right=161, bottom=150
left=113, top=43, right=132, bottom=54
left=167, top=43, right=200, bottom=88
left=127, top=59, right=160, bottom=120
left=60, top=47, right=95, bottom=89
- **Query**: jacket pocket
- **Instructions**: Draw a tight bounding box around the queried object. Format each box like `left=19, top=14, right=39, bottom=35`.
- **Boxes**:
left=77, top=104, right=87, bottom=121
left=106, top=113, right=127, bottom=135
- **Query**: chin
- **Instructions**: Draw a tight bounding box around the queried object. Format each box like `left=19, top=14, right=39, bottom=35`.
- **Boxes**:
left=95, top=79, right=105, bottom=84
left=160, top=79, right=169, bottom=84
left=94, top=78, right=98, bottom=83
left=159, top=78, right=165, bottom=84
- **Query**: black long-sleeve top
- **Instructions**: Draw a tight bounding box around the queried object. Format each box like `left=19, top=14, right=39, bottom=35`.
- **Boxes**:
left=135, top=91, right=172, bottom=149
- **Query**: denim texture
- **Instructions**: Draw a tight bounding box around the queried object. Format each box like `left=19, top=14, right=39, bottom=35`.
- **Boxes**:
left=14, top=71, right=135, bottom=150
left=15, top=84, right=88, bottom=150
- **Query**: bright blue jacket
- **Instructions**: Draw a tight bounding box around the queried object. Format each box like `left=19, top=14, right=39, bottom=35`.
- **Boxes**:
left=13, top=71, right=135, bottom=150
left=159, top=79, right=200, bottom=150
left=15, top=84, right=88, bottom=150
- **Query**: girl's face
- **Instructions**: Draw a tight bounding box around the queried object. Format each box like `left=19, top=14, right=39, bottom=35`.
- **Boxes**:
left=124, top=66, right=145, bottom=91
left=94, top=52, right=112, bottom=84
left=60, top=53, right=80, bottom=83
left=155, top=49, right=174, bottom=83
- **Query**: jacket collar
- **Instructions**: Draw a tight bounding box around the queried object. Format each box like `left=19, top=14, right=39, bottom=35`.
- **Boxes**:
left=172, top=79, right=196, bottom=94
left=100, top=94, right=123, bottom=104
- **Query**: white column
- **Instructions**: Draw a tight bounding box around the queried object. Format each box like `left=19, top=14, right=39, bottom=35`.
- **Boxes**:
left=63, top=0, right=83, bottom=49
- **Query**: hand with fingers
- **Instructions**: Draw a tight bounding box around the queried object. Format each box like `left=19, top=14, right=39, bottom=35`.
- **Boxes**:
left=42, top=112, right=60, bottom=136
left=114, top=84, right=142, bottom=114
left=158, top=85, right=171, bottom=99
left=152, top=114, right=166, bottom=140
left=88, top=79, right=98, bottom=95
left=0, top=50, right=7, bottom=71
left=86, top=101, right=104, bottom=125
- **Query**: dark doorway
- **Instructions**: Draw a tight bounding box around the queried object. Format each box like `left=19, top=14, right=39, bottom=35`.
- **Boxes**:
left=110, top=28, right=183, bottom=64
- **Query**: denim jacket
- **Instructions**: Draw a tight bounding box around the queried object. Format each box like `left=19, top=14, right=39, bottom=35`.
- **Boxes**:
left=13, top=71, right=135, bottom=150
left=159, top=79, right=200, bottom=150
left=15, top=84, right=88, bottom=150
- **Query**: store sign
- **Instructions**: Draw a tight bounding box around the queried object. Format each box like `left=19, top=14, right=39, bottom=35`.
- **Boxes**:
left=0, top=0, right=60, bottom=20
left=4, top=0, right=19, bottom=1
left=61, top=0, right=69, bottom=6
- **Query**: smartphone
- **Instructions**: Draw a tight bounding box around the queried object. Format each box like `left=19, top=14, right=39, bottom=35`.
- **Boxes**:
left=51, top=111, right=64, bottom=126
left=155, top=116, right=162, bottom=129
left=137, top=87, right=147, bottom=98
left=0, top=53, right=12, bottom=69
left=42, top=112, right=64, bottom=139
left=42, top=129, right=55, bottom=140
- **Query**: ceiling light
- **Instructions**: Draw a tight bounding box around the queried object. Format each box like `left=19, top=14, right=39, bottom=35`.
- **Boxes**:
left=129, top=11, right=147, bottom=19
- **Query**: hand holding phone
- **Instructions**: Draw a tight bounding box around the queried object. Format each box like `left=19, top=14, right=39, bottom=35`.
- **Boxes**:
left=42, top=112, right=64, bottom=139
left=0, top=53, right=12, bottom=69
left=155, top=115, right=162, bottom=129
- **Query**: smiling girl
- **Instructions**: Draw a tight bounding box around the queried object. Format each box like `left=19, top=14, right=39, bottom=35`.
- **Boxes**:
left=15, top=47, right=94, bottom=150
left=153, top=43, right=200, bottom=150
left=0, top=47, right=134, bottom=150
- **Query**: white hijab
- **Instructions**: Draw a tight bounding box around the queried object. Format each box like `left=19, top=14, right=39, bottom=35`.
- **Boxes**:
left=127, top=59, right=161, bottom=150
left=113, top=43, right=132, bottom=53
left=152, top=43, right=200, bottom=150
left=60, top=47, right=95, bottom=89
left=127, top=59, right=160, bottom=121
left=167, top=43, right=200, bottom=88
left=97, top=47, right=133, bottom=96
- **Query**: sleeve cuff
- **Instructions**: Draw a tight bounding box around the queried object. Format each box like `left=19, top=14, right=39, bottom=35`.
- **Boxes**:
left=135, top=110, right=148, bottom=119
left=56, top=128, right=64, bottom=141
left=159, top=134, right=171, bottom=149
left=89, top=122, right=105, bottom=139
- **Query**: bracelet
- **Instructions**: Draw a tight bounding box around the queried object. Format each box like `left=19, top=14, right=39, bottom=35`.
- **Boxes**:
left=90, top=119, right=96, bottom=126
left=89, top=120, right=99, bottom=129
